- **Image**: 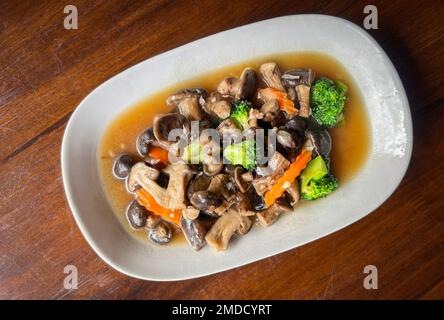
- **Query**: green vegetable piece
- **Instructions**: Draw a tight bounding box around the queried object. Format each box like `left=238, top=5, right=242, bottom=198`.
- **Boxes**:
left=223, top=140, right=256, bottom=170
left=310, top=78, right=347, bottom=127
left=230, top=100, right=251, bottom=131
left=182, top=141, right=204, bottom=164
left=300, top=155, right=338, bottom=200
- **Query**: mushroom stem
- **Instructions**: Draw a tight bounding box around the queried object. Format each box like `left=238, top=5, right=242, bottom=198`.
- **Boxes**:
left=164, top=163, right=191, bottom=210
left=205, top=208, right=243, bottom=251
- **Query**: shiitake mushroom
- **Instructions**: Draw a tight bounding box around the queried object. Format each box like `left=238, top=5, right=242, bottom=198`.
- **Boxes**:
left=113, top=154, right=134, bottom=179
left=306, top=128, right=332, bottom=159
left=148, top=221, right=172, bottom=244
left=186, top=173, right=211, bottom=202
left=190, top=191, right=222, bottom=211
left=180, top=215, right=206, bottom=251
left=247, top=187, right=266, bottom=211
left=125, top=200, right=148, bottom=229
left=136, top=128, right=156, bottom=156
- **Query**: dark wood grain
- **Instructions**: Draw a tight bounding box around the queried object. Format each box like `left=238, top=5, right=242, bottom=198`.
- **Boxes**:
left=0, top=0, right=443, bottom=299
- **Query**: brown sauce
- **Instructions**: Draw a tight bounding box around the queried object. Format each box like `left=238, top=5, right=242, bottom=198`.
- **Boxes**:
left=98, top=52, right=371, bottom=244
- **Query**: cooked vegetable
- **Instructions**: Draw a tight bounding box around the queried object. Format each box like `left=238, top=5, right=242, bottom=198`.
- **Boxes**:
left=182, top=141, right=204, bottom=164
left=258, top=87, right=297, bottom=115
left=223, top=140, right=256, bottom=170
left=299, top=155, right=338, bottom=200
left=230, top=100, right=251, bottom=131
left=125, top=200, right=148, bottom=229
left=110, top=61, right=351, bottom=252
left=311, top=78, right=347, bottom=127
left=113, top=154, right=134, bottom=179
left=264, top=150, right=312, bottom=208
left=148, top=146, right=169, bottom=166
left=136, top=188, right=181, bottom=225
left=148, top=221, right=172, bottom=244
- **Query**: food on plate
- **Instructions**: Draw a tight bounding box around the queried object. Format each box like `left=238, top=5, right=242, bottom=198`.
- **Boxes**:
left=107, top=60, right=349, bottom=252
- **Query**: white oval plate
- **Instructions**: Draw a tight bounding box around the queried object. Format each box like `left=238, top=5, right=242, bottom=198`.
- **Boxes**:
left=62, top=15, right=412, bottom=281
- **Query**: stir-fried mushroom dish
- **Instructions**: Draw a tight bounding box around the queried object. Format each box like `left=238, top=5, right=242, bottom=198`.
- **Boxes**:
left=112, top=61, right=348, bottom=251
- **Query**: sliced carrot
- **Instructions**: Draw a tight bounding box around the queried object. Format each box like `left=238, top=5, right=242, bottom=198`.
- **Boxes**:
left=136, top=188, right=181, bottom=226
left=278, top=97, right=298, bottom=115
left=264, top=150, right=312, bottom=208
left=259, top=87, right=298, bottom=115
left=148, top=146, right=169, bottom=166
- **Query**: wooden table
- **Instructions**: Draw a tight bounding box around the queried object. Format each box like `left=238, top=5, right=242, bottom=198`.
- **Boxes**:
left=1, top=0, right=443, bottom=300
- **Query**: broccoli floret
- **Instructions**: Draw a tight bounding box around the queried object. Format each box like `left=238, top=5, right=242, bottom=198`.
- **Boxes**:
left=300, top=155, right=338, bottom=200
left=182, top=141, right=204, bottom=164
left=311, top=78, right=347, bottom=127
left=301, top=175, right=338, bottom=200
left=223, top=140, right=256, bottom=170
left=230, top=100, right=251, bottom=131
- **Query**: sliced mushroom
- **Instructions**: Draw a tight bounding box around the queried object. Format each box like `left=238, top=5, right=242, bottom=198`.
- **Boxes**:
left=127, top=162, right=187, bottom=210
left=282, top=69, right=315, bottom=118
left=203, top=163, right=223, bottom=177
left=247, top=187, right=266, bottom=211
left=163, top=163, right=192, bottom=210
left=136, top=128, right=157, bottom=156
left=190, top=190, right=222, bottom=211
left=191, top=173, right=235, bottom=216
left=268, top=151, right=290, bottom=176
left=235, top=192, right=255, bottom=216
left=260, top=99, right=280, bottom=122
left=113, top=154, right=134, bottom=179
left=237, top=216, right=253, bottom=235
left=217, top=68, right=257, bottom=100
left=241, top=171, right=253, bottom=182
left=181, top=215, right=206, bottom=251
left=153, top=113, right=190, bottom=147
left=257, top=200, right=292, bottom=227
left=127, top=162, right=160, bottom=193
left=285, top=179, right=300, bottom=207
left=305, top=128, right=332, bottom=159
left=270, top=110, right=288, bottom=128
left=252, top=152, right=289, bottom=196
left=233, top=166, right=251, bottom=193
left=166, top=88, right=207, bottom=108
left=283, top=116, right=306, bottom=137
left=259, top=62, right=285, bottom=91
left=182, top=206, right=200, bottom=220
left=217, top=118, right=242, bottom=143
left=217, top=77, right=238, bottom=97
left=255, top=165, right=273, bottom=177
left=281, top=69, right=316, bottom=87
left=148, top=221, right=172, bottom=244
left=276, top=129, right=296, bottom=149
left=205, top=92, right=231, bottom=119
left=146, top=214, right=161, bottom=229
left=125, top=200, right=148, bottom=229
left=287, top=86, right=297, bottom=102
left=177, top=96, right=204, bottom=121
left=248, top=108, right=264, bottom=128
left=207, top=174, right=229, bottom=197
left=238, top=68, right=258, bottom=100
left=213, top=196, right=236, bottom=216
left=187, top=172, right=211, bottom=202
left=252, top=176, right=273, bottom=196
left=205, top=208, right=243, bottom=251
left=296, top=85, right=311, bottom=118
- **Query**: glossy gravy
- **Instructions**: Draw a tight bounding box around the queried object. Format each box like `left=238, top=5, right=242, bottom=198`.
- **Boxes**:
left=98, top=52, right=371, bottom=243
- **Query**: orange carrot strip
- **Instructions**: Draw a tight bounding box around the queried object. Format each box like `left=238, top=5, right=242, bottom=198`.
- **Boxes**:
left=259, top=87, right=298, bottom=115
left=136, top=188, right=181, bottom=226
left=264, top=150, right=312, bottom=208
left=148, top=146, right=170, bottom=166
